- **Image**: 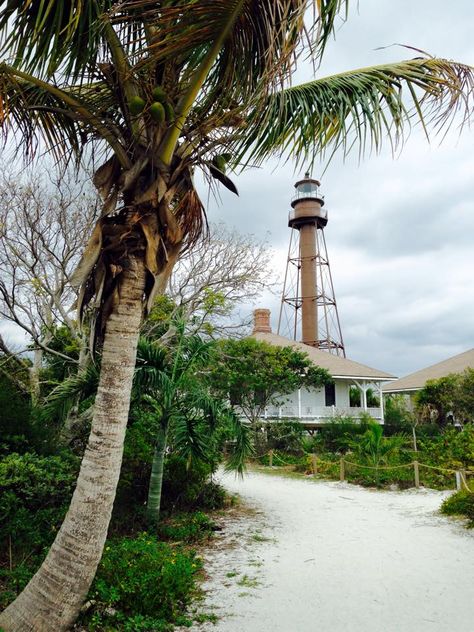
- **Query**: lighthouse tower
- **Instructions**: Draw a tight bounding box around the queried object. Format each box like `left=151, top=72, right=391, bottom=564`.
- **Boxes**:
left=277, top=173, right=345, bottom=357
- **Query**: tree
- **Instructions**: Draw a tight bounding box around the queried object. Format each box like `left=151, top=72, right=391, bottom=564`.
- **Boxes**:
left=168, top=223, right=276, bottom=336
left=416, top=369, right=474, bottom=427
left=142, top=223, right=276, bottom=338
left=0, top=2, right=473, bottom=628
left=0, top=168, right=99, bottom=400
left=135, top=330, right=249, bottom=524
left=384, top=394, right=419, bottom=450
left=350, top=386, right=379, bottom=408
left=210, top=337, right=331, bottom=427
left=41, top=324, right=250, bottom=522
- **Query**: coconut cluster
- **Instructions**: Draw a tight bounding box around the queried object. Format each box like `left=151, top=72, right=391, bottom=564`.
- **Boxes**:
left=128, top=87, right=174, bottom=123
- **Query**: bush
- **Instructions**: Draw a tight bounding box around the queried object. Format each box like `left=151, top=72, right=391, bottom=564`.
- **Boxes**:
left=0, top=452, right=79, bottom=560
left=441, top=490, right=474, bottom=526
left=419, top=426, right=474, bottom=470
left=0, top=373, right=33, bottom=455
left=81, top=533, right=202, bottom=629
left=161, top=454, right=214, bottom=511
left=157, top=511, right=216, bottom=543
left=0, top=451, right=79, bottom=607
left=308, top=416, right=371, bottom=453
left=263, top=420, right=305, bottom=454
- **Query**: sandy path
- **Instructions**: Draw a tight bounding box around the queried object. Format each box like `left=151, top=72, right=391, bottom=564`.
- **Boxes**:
left=192, top=470, right=474, bottom=632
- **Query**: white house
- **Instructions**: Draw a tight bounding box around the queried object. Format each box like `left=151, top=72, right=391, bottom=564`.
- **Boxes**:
left=382, top=348, right=474, bottom=396
left=251, top=309, right=396, bottom=429
left=381, top=348, right=474, bottom=414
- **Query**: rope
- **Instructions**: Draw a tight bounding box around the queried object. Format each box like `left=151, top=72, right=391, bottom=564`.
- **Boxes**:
left=417, top=462, right=457, bottom=474
left=342, top=460, right=413, bottom=471
left=254, top=451, right=473, bottom=482
left=272, top=452, right=300, bottom=466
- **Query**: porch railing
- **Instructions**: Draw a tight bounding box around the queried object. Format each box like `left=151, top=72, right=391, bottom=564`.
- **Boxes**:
left=263, top=405, right=382, bottom=421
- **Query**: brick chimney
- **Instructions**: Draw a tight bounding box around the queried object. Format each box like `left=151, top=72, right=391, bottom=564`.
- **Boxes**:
left=253, top=308, right=272, bottom=333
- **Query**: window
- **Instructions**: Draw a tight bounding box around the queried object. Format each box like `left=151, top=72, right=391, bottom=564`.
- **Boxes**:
left=325, top=383, right=336, bottom=407
left=229, top=388, right=242, bottom=406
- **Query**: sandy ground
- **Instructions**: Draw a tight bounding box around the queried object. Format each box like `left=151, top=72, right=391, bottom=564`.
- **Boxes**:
left=190, top=470, right=474, bottom=632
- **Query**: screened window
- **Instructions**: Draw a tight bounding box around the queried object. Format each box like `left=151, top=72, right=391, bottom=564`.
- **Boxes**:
left=325, top=383, right=336, bottom=407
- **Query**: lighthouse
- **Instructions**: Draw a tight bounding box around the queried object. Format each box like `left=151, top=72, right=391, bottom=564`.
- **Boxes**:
left=277, top=173, right=345, bottom=357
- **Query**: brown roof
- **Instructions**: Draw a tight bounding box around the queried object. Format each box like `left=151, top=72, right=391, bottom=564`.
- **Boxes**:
left=382, top=348, right=474, bottom=393
left=252, top=331, right=396, bottom=381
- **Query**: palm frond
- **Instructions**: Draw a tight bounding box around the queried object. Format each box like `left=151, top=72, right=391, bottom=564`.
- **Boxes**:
left=171, top=410, right=211, bottom=463
left=0, top=64, right=128, bottom=164
left=0, top=1, right=115, bottom=80
left=136, top=336, right=169, bottom=370
left=237, top=57, right=474, bottom=169
left=224, top=409, right=253, bottom=475
left=41, top=362, right=99, bottom=424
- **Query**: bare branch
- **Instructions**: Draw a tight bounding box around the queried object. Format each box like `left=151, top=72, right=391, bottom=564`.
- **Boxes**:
left=0, top=163, right=100, bottom=362
left=163, top=222, right=278, bottom=337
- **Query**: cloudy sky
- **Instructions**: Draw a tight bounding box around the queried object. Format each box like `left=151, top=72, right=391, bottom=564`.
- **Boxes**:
left=200, top=0, right=474, bottom=378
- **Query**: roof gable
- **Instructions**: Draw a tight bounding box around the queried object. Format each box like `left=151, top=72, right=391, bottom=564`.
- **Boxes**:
left=382, top=348, right=474, bottom=393
left=252, top=331, right=396, bottom=380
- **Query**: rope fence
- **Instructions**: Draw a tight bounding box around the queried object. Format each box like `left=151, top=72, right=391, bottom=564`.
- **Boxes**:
left=257, top=450, right=473, bottom=492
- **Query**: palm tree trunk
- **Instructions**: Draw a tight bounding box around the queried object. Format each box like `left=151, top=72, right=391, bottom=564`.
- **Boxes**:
left=0, top=255, right=146, bottom=632
left=29, top=347, right=42, bottom=404
left=146, top=420, right=169, bottom=524
left=412, top=426, right=418, bottom=452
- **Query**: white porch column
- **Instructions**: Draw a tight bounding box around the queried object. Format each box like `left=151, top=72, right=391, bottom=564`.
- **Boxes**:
left=362, top=381, right=368, bottom=411
left=298, top=388, right=302, bottom=419
left=353, top=379, right=368, bottom=413
left=378, top=383, right=385, bottom=423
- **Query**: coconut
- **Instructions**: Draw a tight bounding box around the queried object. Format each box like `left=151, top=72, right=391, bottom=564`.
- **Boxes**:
left=163, top=102, right=175, bottom=122
left=152, top=86, right=167, bottom=102
left=212, top=155, right=227, bottom=172
left=129, top=96, right=145, bottom=115
left=149, top=101, right=165, bottom=123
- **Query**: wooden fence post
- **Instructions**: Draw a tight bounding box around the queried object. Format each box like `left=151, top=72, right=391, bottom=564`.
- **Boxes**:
left=311, top=453, right=318, bottom=477
left=455, top=470, right=461, bottom=491
left=339, top=457, right=345, bottom=482
left=413, top=460, right=420, bottom=488
left=269, top=449, right=273, bottom=468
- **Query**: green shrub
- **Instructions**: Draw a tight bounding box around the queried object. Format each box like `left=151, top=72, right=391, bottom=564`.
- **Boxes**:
left=0, top=451, right=79, bottom=607
left=157, top=511, right=216, bottom=543
left=264, top=420, right=305, bottom=454
left=419, top=426, right=474, bottom=470
left=198, top=480, right=227, bottom=510
left=82, top=533, right=202, bottom=629
left=309, top=416, right=371, bottom=453
left=161, top=454, right=213, bottom=510
left=0, top=452, right=78, bottom=560
left=0, top=373, right=34, bottom=455
left=441, top=490, right=474, bottom=526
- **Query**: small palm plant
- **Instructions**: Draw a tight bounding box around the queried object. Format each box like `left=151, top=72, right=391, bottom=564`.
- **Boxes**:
left=135, top=327, right=251, bottom=524
left=349, top=421, right=405, bottom=486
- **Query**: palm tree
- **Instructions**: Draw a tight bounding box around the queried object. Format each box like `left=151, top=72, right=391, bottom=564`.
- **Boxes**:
left=0, top=1, right=473, bottom=629
left=349, top=421, right=405, bottom=486
left=135, top=329, right=250, bottom=524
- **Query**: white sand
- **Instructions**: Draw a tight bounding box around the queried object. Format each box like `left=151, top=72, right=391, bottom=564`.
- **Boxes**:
left=191, top=471, right=474, bottom=632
